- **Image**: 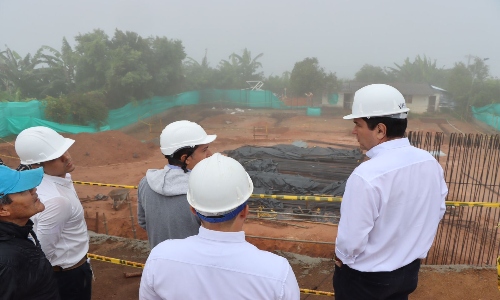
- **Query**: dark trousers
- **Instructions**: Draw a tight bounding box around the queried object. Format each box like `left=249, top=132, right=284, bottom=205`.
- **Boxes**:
left=333, top=259, right=421, bottom=300
left=53, top=261, right=93, bottom=300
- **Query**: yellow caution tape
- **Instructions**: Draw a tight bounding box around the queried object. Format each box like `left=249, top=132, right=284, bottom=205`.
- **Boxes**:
left=445, top=201, right=500, bottom=208
left=87, top=252, right=334, bottom=295
left=73, top=181, right=138, bottom=189
left=300, top=289, right=335, bottom=297
left=72, top=181, right=500, bottom=208
left=251, top=193, right=343, bottom=202
left=497, top=256, right=500, bottom=291
left=87, top=253, right=145, bottom=269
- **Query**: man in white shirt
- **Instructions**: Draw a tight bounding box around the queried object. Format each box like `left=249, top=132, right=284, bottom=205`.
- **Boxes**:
left=140, top=153, right=300, bottom=300
left=15, top=126, right=91, bottom=300
left=334, top=84, right=447, bottom=300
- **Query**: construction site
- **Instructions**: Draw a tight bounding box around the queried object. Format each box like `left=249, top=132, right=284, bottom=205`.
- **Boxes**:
left=1, top=104, right=499, bottom=299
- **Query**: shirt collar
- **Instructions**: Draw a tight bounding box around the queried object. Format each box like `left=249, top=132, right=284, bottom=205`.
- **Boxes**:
left=166, top=164, right=182, bottom=170
left=44, top=173, right=73, bottom=187
left=198, top=226, right=246, bottom=243
left=166, top=164, right=191, bottom=172
left=366, top=138, right=410, bottom=158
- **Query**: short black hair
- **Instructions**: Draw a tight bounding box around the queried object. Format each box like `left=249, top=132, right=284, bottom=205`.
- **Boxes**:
left=0, top=194, right=12, bottom=205
left=362, top=117, right=407, bottom=138
left=165, top=145, right=199, bottom=173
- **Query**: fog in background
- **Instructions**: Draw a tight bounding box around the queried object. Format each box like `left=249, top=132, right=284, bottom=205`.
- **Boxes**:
left=1, top=0, right=499, bottom=79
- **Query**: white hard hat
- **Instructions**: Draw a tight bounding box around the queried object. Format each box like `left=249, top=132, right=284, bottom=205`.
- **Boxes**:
left=15, top=126, right=75, bottom=165
left=343, top=84, right=410, bottom=119
left=187, top=153, right=253, bottom=216
left=160, top=120, right=216, bottom=155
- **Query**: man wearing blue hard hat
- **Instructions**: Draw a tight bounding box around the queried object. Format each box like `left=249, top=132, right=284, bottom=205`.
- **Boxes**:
left=0, top=165, right=60, bottom=299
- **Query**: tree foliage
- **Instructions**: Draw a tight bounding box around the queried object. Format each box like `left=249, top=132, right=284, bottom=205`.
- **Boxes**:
left=43, top=96, right=71, bottom=123
left=265, top=71, right=290, bottom=95
left=183, top=49, right=217, bottom=91
left=2, top=31, right=498, bottom=128
left=354, top=64, right=393, bottom=83
left=446, top=57, right=495, bottom=117
left=43, top=92, right=108, bottom=126
left=388, top=55, right=447, bottom=86
left=289, top=57, right=337, bottom=98
left=0, top=47, right=44, bottom=99
left=69, top=91, right=109, bottom=126
left=217, top=48, right=264, bottom=89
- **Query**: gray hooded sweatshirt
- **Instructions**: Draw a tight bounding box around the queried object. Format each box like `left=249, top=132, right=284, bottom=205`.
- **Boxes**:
left=137, top=165, right=201, bottom=249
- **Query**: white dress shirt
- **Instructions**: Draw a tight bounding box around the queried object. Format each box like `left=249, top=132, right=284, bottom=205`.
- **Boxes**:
left=33, top=173, right=89, bottom=269
left=335, top=138, right=447, bottom=272
left=140, top=226, right=300, bottom=300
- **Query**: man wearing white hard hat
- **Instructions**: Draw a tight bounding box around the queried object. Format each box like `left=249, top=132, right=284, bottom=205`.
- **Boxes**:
left=15, top=126, right=91, bottom=300
left=139, top=153, right=300, bottom=300
left=333, top=84, right=447, bottom=299
left=137, top=120, right=216, bottom=248
left=0, top=165, right=60, bottom=299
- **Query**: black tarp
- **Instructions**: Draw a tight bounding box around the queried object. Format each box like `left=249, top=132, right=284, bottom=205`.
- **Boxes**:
left=225, top=144, right=362, bottom=211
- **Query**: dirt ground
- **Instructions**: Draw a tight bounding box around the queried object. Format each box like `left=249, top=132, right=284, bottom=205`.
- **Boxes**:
left=1, top=106, right=499, bottom=298
left=88, top=232, right=499, bottom=300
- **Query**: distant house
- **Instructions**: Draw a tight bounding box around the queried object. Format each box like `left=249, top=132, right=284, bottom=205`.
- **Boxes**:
left=325, top=82, right=447, bottom=114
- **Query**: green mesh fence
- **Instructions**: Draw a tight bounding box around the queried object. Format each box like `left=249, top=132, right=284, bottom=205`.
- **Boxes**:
left=472, top=104, right=500, bottom=131
left=328, top=93, right=339, bottom=105
left=1, top=89, right=286, bottom=137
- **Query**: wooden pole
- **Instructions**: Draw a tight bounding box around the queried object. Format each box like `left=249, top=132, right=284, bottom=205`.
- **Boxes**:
left=95, top=212, right=99, bottom=233
left=128, top=200, right=137, bottom=239
left=103, top=213, right=108, bottom=235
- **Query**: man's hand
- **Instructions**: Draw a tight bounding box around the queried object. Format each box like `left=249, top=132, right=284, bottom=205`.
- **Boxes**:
left=334, top=252, right=343, bottom=267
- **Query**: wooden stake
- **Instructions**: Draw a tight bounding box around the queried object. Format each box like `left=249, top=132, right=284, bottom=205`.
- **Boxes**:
left=128, top=200, right=137, bottom=239
left=103, top=213, right=108, bottom=235
left=95, top=212, right=99, bottom=233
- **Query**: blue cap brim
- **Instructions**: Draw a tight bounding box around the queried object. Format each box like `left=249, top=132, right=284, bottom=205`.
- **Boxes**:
left=0, top=166, right=44, bottom=196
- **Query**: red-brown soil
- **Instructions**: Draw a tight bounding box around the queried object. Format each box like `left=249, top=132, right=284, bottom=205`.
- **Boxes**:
left=88, top=233, right=499, bottom=300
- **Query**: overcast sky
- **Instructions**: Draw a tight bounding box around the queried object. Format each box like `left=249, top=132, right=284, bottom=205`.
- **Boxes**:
left=1, top=0, right=499, bottom=80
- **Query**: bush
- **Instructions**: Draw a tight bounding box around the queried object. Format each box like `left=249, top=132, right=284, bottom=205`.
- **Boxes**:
left=68, top=91, right=109, bottom=127
left=43, top=96, right=71, bottom=123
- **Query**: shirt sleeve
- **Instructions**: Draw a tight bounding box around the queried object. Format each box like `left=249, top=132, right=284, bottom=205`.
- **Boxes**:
left=139, top=259, right=162, bottom=300
left=439, top=170, right=448, bottom=220
left=281, top=263, right=300, bottom=300
left=36, top=196, right=72, bottom=262
left=335, top=174, right=379, bottom=265
left=137, top=190, right=146, bottom=230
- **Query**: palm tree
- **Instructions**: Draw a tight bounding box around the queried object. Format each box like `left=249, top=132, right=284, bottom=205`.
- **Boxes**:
left=229, top=48, right=264, bottom=80
left=36, top=38, right=78, bottom=96
left=388, top=55, right=445, bottom=85
left=0, top=47, right=43, bottom=99
left=218, top=48, right=264, bottom=89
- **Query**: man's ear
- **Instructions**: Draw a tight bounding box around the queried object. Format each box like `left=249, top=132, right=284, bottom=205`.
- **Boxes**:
left=180, top=154, right=188, bottom=163
left=376, top=123, right=387, bottom=139
left=190, top=206, right=197, bottom=216
left=0, top=205, right=11, bottom=217
left=239, top=205, right=249, bottom=218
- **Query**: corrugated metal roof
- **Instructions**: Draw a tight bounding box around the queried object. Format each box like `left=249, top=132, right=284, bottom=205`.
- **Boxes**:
left=341, top=82, right=439, bottom=96
left=430, top=85, right=447, bottom=92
